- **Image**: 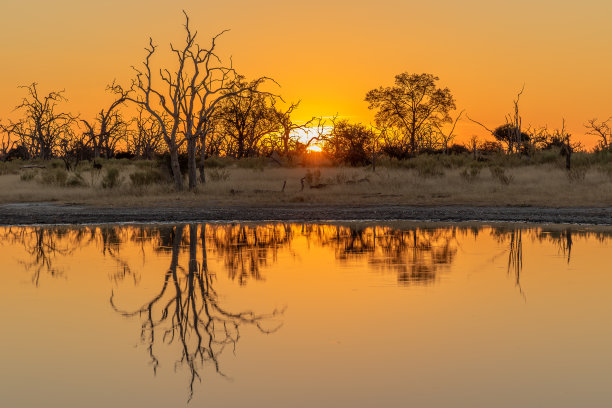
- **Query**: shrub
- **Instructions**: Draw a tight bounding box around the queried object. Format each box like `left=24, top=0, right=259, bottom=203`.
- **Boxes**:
left=489, top=166, right=513, bottom=185
left=101, top=168, right=121, bottom=189
left=1, top=160, right=24, bottom=175
left=414, top=157, right=444, bottom=178
left=236, top=157, right=267, bottom=171
left=50, top=159, right=65, bottom=169
left=205, top=156, right=232, bottom=168
left=66, top=173, right=87, bottom=187
left=567, top=167, right=587, bottom=183
left=532, top=149, right=561, bottom=165
left=134, top=160, right=158, bottom=170
left=597, top=164, right=612, bottom=178
left=334, top=172, right=349, bottom=184
left=304, top=169, right=321, bottom=186
left=40, top=168, right=68, bottom=186
left=20, top=169, right=37, bottom=181
left=460, top=164, right=482, bottom=183
left=207, top=168, right=230, bottom=182
left=130, top=169, right=165, bottom=186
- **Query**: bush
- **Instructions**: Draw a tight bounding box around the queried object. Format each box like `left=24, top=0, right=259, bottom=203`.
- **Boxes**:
left=0, top=159, right=24, bottom=176
left=236, top=157, right=267, bottom=171
left=66, top=172, right=87, bottom=187
left=130, top=169, right=165, bottom=187
left=205, top=156, right=232, bottom=168
left=460, top=164, right=482, bottom=183
left=304, top=169, right=321, bottom=186
left=414, top=157, right=444, bottom=178
left=567, top=167, right=587, bottom=183
left=50, top=159, right=65, bottom=169
left=40, top=168, right=68, bottom=186
left=489, top=166, right=513, bottom=185
left=134, top=160, right=157, bottom=170
left=207, top=168, right=230, bottom=182
left=101, top=168, right=121, bottom=189
left=532, top=149, right=561, bottom=165
left=20, top=169, right=37, bottom=181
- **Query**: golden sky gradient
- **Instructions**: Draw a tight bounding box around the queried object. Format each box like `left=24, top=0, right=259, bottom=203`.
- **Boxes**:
left=1, top=0, right=611, bottom=147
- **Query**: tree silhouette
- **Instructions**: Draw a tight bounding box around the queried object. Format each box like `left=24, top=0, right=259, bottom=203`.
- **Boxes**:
left=365, top=73, right=455, bottom=156
left=3, top=83, right=75, bottom=160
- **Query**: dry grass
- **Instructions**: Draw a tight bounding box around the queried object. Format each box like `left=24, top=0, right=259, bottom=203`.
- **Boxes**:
left=3, top=160, right=612, bottom=207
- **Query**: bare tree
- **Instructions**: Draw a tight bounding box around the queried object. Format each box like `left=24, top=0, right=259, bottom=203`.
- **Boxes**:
left=0, top=123, right=16, bottom=161
left=270, top=101, right=314, bottom=156
left=129, top=107, right=165, bottom=160
left=4, top=83, right=75, bottom=160
left=82, top=86, right=129, bottom=159
left=434, top=109, right=464, bottom=153
left=585, top=117, right=612, bottom=151
left=468, top=87, right=527, bottom=155
left=505, top=85, right=525, bottom=155
left=119, top=11, right=266, bottom=190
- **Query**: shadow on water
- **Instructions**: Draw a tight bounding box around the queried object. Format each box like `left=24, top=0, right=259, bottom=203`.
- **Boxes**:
left=2, top=222, right=611, bottom=401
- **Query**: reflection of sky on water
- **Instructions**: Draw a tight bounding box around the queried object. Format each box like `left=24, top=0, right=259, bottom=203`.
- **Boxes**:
left=1, top=223, right=611, bottom=408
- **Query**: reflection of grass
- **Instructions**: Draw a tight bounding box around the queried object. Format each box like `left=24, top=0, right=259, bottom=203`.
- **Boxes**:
left=3, top=158, right=612, bottom=207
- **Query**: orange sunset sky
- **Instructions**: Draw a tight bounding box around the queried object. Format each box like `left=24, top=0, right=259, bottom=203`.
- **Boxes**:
left=1, top=0, right=611, bottom=147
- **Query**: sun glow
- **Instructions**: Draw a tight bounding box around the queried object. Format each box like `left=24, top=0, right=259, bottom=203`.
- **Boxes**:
left=307, top=145, right=323, bottom=152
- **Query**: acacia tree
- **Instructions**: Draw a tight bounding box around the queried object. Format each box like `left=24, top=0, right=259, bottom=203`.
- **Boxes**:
left=120, top=12, right=264, bottom=190
left=365, top=73, right=456, bottom=155
left=4, top=83, right=75, bottom=160
left=492, top=123, right=530, bottom=154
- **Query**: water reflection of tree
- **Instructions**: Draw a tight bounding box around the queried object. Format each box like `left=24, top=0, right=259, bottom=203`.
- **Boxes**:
left=300, top=225, right=458, bottom=285
left=0, top=227, right=85, bottom=286
left=111, top=224, right=283, bottom=401
left=207, top=224, right=294, bottom=285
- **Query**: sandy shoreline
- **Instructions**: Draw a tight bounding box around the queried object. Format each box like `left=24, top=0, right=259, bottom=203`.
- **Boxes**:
left=1, top=203, right=611, bottom=226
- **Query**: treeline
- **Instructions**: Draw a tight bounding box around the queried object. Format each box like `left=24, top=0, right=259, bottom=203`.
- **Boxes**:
left=2, top=13, right=612, bottom=190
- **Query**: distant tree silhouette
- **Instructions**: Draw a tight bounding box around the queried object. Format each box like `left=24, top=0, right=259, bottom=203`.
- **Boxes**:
left=365, top=73, right=456, bottom=155
left=81, top=86, right=129, bottom=159
left=129, top=107, right=165, bottom=160
left=270, top=101, right=315, bottom=157
left=324, top=120, right=373, bottom=166
left=3, top=83, right=75, bottom=160
left=492, top=124, right=530, bottom=154
left=0, top=124, right=16, bottom=161
left=217, top=77, right=279, bottom=159
left=585, top=117, right=612, bottom=151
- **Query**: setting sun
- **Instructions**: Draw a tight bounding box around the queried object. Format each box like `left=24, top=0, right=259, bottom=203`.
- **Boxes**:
left=307, top=145, right=322, bottom=152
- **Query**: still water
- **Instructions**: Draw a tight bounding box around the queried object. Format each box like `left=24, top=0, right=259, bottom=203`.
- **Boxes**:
left=0, top=223, right=611, bottom=407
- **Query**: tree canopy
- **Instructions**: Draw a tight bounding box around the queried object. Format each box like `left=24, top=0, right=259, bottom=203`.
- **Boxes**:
left=365, top=73, right=456, bottom=156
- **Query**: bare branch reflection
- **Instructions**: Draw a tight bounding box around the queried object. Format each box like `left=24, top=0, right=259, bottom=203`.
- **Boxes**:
left=110, top=224, right=284, bottom=401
